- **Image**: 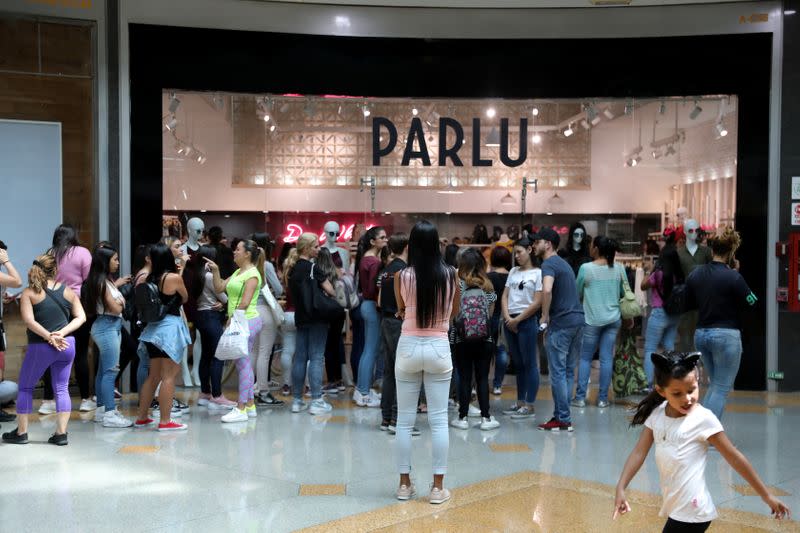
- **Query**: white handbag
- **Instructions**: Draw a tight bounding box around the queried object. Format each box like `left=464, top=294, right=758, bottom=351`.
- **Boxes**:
left=261, top=285, right=285, bottom=326
left=215, top=310, right=250, bottom=361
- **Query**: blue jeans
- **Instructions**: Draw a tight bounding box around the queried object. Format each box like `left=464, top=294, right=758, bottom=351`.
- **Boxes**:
left=91, top=315, right=123, bottom=411
left=292, top=322, right=329, bottom=401
left=643, top=308, right=680, bottom=386
left=575, top=320, right=621, bottom=403
left=350, top=305, right=364, bottom=382
left=195, top=310, right=226, bottom=397
left=490, top=315, right=509, bottom=389
left=505, top=316, right=540, bottom=404
left=694, top=328, right=742, bottom=420
left=356, top=300, right=381, bottom=395
left=546, top=325, right=583, bottom=424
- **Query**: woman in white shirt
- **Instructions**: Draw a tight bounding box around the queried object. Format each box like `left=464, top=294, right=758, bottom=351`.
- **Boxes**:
left=82, top=243, right=132, bottom=428
left=500, top=237, right=543, bottom=420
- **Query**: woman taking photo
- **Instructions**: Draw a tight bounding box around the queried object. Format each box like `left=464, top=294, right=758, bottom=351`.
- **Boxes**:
left=686, top=228, right=756, bottom=420
left=3, top=255, right=86, bottom=445
left=450, top=248, right=499, bottom=431
left=206, top=239, right=263, bottom=423
left=572, top=236, right=626, bottom=408
left=134, top=243, right=192, bottom=431
left=188, top=245, right=236, bottom=411
left=82, top=244, right=133, bottom=428
left=393, top=221, right=459, bottom=504
left=39, top=224, right=93, bottom=414
left=286, top=233, right=336, bottom=415
left=352, top=227, right=387, bottom=408
left=500, top=237, right=543, bottom=420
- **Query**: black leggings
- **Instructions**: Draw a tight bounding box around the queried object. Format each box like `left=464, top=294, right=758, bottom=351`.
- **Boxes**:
left=455, top=340, right=492, bottom=419
left=324, top=313, right=346, bottom=383
left=663, top=518, right=711, bottom=533
left=43, top=317, right=93, bottom=400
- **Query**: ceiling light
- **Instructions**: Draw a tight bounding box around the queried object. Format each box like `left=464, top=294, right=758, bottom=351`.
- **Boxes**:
left=486, top=107, right=496, bottom=118
left=262, top=114, right=270, bottom=122
left=384, top=211, right=392, bottom=215
left=689, top=101, right=703, bottom=120
left=164, top=116, right=178, bottom=131
left=546, top=212, right=553, bottom=216
left=591, top=115, right=601, bottom=126
left=269, top=124, right=277, bottom=132
left=715, top=121, right=728, bottom=137
left=485, top=127, right=501, bottom=147
left=532, top=107, right=539, bottom=117
left=445, top=212, right=452, bottom=215
left=532, top=133, right=542, bottom=144
left=412, top=107, right=419, bottom=116
left=362, top=105, right=371, bottom=117
left=563, top=123, right=574, bottom=137
left=500, top=193, right=516, bottom=205
left=168, top=93, right=180, bottom=113
left=200, top=209, right=207, bottom=213
left=497, top=212, right=504, bottom=216
left=785, top=9, right=796, bottom=15
left=586, top=105, right=600, bottom=126
left=603, top=108, right=615, bottom=120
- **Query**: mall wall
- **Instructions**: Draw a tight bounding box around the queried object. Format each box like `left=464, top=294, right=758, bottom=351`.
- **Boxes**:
left=163, top=94, right=686, bottom=216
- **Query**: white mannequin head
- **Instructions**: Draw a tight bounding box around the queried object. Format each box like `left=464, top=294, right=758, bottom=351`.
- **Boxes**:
left=685, top=219, right=700, bottom=245
left=676, top=206, right=689, bottom=225
left=573, top=228, right=585, bottom=251
left=323, top=221, right=340, bottom=249
left=186, top=217, right=204, bottom=247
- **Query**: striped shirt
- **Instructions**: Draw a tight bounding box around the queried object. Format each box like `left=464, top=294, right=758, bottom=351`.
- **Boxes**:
left=576, top=262, right=625, bottom=327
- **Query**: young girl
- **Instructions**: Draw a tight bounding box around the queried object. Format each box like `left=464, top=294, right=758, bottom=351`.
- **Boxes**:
left=614, top=351, right=790, bottom=532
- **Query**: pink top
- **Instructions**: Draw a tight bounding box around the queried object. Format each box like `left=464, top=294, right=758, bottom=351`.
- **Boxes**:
left=399, top=268, right=455, bottom=338
left=55, top=246, right=92, bottom=296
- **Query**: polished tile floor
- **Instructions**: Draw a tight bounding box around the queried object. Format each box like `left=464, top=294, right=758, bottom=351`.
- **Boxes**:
left=0, top=380, right=798, bottom=533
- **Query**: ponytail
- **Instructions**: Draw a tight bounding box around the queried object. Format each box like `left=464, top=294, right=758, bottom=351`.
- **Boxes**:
left=283, top=248, right=299, bottom=285
left=630, top=391, right=665, bottom=426
left=28, top=254, right=57, bottom=293
left=593, top=236, right=619, bottom=267
left=256, top=247, right=266, bottom=285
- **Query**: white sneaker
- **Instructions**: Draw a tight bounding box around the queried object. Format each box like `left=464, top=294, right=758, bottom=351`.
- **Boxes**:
left=38, top=400, right=56, bottom=415
left=246, top=405, right=257, bottom=418
left=291, top=399, right=308, bottom=413
left=492, top=387, right=502, bottom=396
left=79, top=399, right=97, bottom=412
left=352, top=389, right=368, bottom=406
left=94, top=406, right=106, bottom=422
left=429, top=487, right=451, bottom=505
left=370, top=388, right=382, bottom=400
left=364, top=391, right=381, bottom=408
left=468, top=404, right=482, bottom=418
left=309, top=399, right=333, bottom=415
left=448, top=399, right=457, bottom=410
left=196, top=393, right=211, bottom=407
left=450, top=417, right=469, bottom=430
left=221, top=407, right=248, bottom=423
left=480, top=416, right=500, bottom=431
left=103, top=409, right=134, bottom=428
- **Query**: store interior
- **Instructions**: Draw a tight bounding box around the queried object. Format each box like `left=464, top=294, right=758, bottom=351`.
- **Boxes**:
left=162, top=91, right=738, bottom=261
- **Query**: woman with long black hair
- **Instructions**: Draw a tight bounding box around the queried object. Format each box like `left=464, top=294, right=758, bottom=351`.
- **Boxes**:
left=393, top=221, right=459, bottom=504
left=82, top=244, right=133, bottom=428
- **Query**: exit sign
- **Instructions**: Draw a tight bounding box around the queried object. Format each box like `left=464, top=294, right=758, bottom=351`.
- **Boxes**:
left=768, top=371, right=785, bottom=380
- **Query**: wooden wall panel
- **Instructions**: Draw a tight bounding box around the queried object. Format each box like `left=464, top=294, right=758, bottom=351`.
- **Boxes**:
left=0, top=19, right=38, bottom=72
left=40, top=22, right=93, bottom=77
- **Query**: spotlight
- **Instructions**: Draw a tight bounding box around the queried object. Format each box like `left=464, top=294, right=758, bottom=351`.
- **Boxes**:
left=532, top=133, right=542, bottom=144
left=486, top=107, right=496, bottom=118
left=196, top=152, right=207, bottom=164
left=659, top=100, right=667, bottom=115
left=532, top=107, right=539, bottom=116
left=785, top=9, right=796, bottom=15
left=362, top=105, right=371, bottom=117
left=168, top=93, right=180, bottom=113
left=164, top=115, right=178, bottom=131
left=715, top=121, right=728, bottom=137
left=262, top=114, right=270, bottom=122
left=269, top=124, right=277, bottom=132
left=689, top=101, right=702, bottom=120
left=665, top=144, right=676, bottom=157
left=631, top=155, right=642, bottom=167
left=586, top=105, right=600, bottom=126
left=412, top=107, right=419, bottom=116
left=580, top=119, right=590, bottom=130
left=603, top=108, right=615, bottom=120
left=563, top=123, right=574, bottom=137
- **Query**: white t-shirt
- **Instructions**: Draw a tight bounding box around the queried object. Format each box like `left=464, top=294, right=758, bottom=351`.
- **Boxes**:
left=97, top=280, right=124, bottom=317
left=644, top=403, right=724, bottom=523
left=505, top=267, right=543, bottom=315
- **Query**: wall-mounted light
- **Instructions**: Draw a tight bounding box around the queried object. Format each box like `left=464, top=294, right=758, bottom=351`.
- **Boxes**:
left=486, top=107, right=496, bottom=118
left=715, top=121, right=728, bottom=137
left=531, top=107, right=539, bottom=117
left=563, top=123, right=574, bottom=137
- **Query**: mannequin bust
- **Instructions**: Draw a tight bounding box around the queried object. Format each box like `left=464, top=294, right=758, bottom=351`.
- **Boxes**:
left=684, top=219, right=700, bottom=256
left=558, top=222, right=592, bottom=276
left=678, top=218, right=712, bottom=277
left=676, top=206, right=689, bottom=226
left=323, top=221, right=350, bottom=270
left=181, top=217, right=204, bottom=255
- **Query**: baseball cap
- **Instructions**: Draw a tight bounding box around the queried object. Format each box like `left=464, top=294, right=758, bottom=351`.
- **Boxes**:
left=533, top=227, right=560, bottom=249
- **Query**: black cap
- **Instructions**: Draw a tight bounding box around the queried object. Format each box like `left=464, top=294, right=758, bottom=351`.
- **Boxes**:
left=533, top=227, right=560, bottom=249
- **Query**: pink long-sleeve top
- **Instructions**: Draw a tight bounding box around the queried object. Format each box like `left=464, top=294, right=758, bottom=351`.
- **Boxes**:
left=55, top=246, right=92, bottom=296
left=399, top=268, right=455, bottom=338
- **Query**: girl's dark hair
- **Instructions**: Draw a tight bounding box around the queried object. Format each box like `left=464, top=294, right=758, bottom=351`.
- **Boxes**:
left=444, top=243, right=460, bottom=268
left=148, top=242, right=178, bottom=286
left=51, top=223, right=80, bottom=265
left=81, top=244, right=118, bottom=317
left=490, top=246, right=512, bottom=270
left=249, top=232, right=274, bottom=259
left=207, top=226, right=224, bottom=245
left=355, top=226, right=385, bottom=281
left=472, top=224, right=490, bottom=245
left=132, top=244, right=152, bottom=275
left=565, top=222, right=590, bottom=256
left=407, top=221, right=455, bottom=329
left=458, top=248, right=493, bottom=291
left=278, top=242, right=296, bottom=273
left=316, top=247, right=338, bottom=284
left=593, top=235, right=619, bottom=267
left=656, top=244, right=684, bottom=300
left=631, top=354, right=698, bottom=426
left=188, top=245, right=217, bottom=301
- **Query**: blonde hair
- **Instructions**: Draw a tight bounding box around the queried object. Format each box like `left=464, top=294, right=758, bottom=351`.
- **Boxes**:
left=29, top=254, right=57, bottom=293
left=162, top=235, right=180, bottom=248
left=708, top=226, right=741, bottom=259
left=282, top=233, right=318, bottom=283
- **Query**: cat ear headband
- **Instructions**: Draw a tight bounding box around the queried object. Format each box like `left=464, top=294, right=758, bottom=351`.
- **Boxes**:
left=650, top=351, right=701, bottom=373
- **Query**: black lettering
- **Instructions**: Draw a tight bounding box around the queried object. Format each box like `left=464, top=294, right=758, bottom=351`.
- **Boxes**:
left=372, top=117, right=397, bottom=166
left=438, top=117, right=464, bottom=167
left=472, top=118, right=492, bottom=167
left=401, top=117, right=432, bottom=166
left=500, top=118, right=528, bottom=167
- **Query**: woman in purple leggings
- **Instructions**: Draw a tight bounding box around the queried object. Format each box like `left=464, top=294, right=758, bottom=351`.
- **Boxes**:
left=2, top=254, right=86, bottom=445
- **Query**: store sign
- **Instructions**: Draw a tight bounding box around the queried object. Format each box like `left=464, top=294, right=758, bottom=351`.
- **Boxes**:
left=283, top=223, right=376, bottom=243
left=792, top=177, right=800, bottom=200
left=792, top=203, right=800, bottom=226
left=372, top=117, right=528, bottom=168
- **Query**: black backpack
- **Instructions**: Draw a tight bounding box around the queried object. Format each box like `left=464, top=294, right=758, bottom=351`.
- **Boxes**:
left=655, top=271, right=686, bottom=316
left=134, top=278, right=167, bottom=324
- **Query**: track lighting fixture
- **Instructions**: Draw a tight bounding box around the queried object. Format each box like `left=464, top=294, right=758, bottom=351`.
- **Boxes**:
left=362, top=104, right=371, bottom=117
left=624, top=98, right=634, bottom=115
left=603, top=108, right=615, bottom=120
left=715, top=121, right=728, bottom=137
left=689, top=100, right=703, bottom=120
left=652, top=148, right=662, bottom=159
left=624, top=145, right=643, bottom=167
left=664, top=144, right=676, bottom=157
left=196, top=152, right=207, bottom=164
left=563, top=123, right=574, bottom=137
left=532, top=107, right=539, bottom=117
left=580, top=119, right=590, bottom=130
left=269, top=123, right=277, bottom=132
left=164, top=116, right=178, bottom=132
left=168, top=93, right=180, bottom=113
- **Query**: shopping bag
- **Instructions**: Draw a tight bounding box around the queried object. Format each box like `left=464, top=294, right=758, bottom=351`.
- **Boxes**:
left=612, top=328, right=648, bottom=397
left=215, top=310, right=250, bottom=360
left=261, top=285, right=285, bottom=326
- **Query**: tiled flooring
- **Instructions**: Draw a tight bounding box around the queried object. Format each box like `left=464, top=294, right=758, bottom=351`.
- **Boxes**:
left=0, top=381, right=798, bottom=532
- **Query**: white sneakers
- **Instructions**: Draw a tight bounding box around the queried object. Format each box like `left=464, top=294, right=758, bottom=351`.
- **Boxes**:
left=353, top=389, right=381, bottom=408
left=480, top=416, right=500, bottom=431
left=197, top=393, right=211, bottom=406
left=450, top=417, right=470, bottom=430
left=79, top=399, right=97, bottom=412
left=429, top=487, right=451, bottom=505
left=396, top=483, right=416, bottom=501
left=291, top=399, right=308, bottom=413
left=309, top=399, right=333, bottom=415
left=38, top=400, right=56, bottom=415
left=221, top=407, right=249, bottom=423
left=103, top=409, right=133, bottom=428
left=94, top=406, right=106, bottom=422
left=208, top=396, right=237, bottom=411
left=467, top=404, right=482, bottom=418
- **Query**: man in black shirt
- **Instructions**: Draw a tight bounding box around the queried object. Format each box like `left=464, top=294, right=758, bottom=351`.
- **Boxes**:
left=376, top=233, right=408, bottom=430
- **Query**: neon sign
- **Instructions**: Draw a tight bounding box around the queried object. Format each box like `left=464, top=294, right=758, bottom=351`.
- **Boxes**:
left=283, top=223, right=376, bottom=243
